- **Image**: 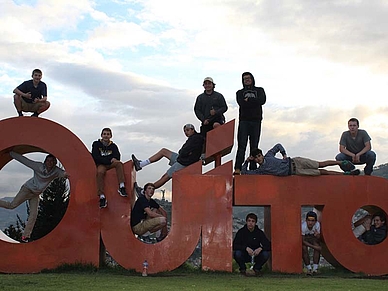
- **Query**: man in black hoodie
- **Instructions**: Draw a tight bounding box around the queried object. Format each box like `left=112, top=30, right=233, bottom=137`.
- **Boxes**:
left=92, top=128, right=127, bottom=208
left=234, top=72, right=266, bottom=175
left=132, top=124, right=204, bottom=195
left=233, top=213, right=271, bottom=276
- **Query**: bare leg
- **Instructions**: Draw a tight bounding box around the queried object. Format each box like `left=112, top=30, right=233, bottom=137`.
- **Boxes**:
left=319, top=169, right=343, bottom=175
left=37, top=101, right=50, bottom=114
left=148, top=209, right=167, bottom=234
left=13, top=94, right=22, bottom=112
left=148, top=148, right=173, bottom=163
left=155, top=208, right=168, bottom=238
left=302, top=245, right=310, bottom=266
left=313, top=249, right=321, bottom=264
left=153, top=173, right=171, bottom=189
left=23, top=195, right=39, bottom=238
left=147, top=217, right=167, bottom=233
left=318, top=160, right=341, bottom=168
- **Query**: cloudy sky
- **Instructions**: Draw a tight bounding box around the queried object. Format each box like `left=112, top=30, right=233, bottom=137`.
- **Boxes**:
left=0, top=0, right=387, bottom=200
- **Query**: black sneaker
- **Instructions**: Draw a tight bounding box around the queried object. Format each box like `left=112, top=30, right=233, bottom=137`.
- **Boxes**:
left=134, top=182, right=144, bottom=198
left=118, top=187, right=128, bottom=197
left=99, top=197, right=107, bottom=208
left=344, top=169, right=360, bottom=175
left=350, top=169, right=361, bottom=175
left=132, top=154, right=142, bottom=171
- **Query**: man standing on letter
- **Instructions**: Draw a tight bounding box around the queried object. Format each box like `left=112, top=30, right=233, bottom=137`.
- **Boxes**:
left=234, top=72, right=266, bottom=175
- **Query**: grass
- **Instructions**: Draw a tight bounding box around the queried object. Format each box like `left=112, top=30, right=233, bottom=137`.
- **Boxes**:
left=0, top=264, right=387, bottom=291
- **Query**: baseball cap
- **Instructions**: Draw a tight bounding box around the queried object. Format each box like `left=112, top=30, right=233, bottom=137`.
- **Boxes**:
left=203, top=77, right=215, bottom=85
left=183, top=123, right=195, bottom=130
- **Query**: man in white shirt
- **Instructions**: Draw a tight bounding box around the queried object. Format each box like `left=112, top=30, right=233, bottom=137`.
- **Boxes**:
left=301, top=211, right=321, bottom=275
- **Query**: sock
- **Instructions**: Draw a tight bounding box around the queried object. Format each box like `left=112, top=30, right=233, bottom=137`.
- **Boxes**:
left=306, top=265, right=312, bottom=271
left=140, top=159, right=151, bottom=168
left=313, top=264, right=318, bottom=271
left=119, top=182, right=125, bottom=188
left=100, top=194, right=105, bottom=199
left=143, top=231, right=151, bottom=237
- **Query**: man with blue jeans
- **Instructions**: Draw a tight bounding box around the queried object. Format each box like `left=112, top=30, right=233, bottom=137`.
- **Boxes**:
left=234, top=72, right=266, bottom=175
left=233, top=213, right=271, bottom=276
left=335, top=118, right=376, bottom=175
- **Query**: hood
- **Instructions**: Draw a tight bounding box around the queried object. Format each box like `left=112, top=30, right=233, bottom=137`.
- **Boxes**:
left=242, top=72, right=255, bottom=87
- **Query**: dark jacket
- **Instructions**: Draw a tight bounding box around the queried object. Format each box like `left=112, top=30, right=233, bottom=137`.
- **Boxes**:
left=91, top=139, right=121, bottom=166
left=177, top=132, right=204, bottom=166
left=361, top=225, right=387, bottom=245
left=194, top=91, right=228, bottom=123
left=236, top=72, right=266, bottom=122
left=233, top=224, right=271, bottom=252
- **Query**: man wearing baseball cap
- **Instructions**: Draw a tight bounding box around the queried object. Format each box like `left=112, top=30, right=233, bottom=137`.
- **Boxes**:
left=132, top=124, right=204, bottom=196
left=194, top=77, right=228, bottom=143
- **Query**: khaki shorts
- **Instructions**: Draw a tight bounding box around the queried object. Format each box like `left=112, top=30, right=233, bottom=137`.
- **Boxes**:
left=293, top=157, right=320, bottom=176
left=132, top=217, right=165, bottom=236
left=21, top=98, right=42, bottom=112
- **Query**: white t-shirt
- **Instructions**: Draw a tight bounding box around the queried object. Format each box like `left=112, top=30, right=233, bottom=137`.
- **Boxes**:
left=301, top=221, right=321, bottom=236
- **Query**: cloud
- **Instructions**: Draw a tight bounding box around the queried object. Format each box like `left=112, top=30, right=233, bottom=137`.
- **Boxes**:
left=0, top=0, right=387, bottom=198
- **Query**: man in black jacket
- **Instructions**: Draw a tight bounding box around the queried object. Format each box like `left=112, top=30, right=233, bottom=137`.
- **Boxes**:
left=234, top=72, right=266, bottom=175
left=194, top=77, right=228, bottom=138
left=132, top=124, right=204, bottom=195
left=92, top=127, right=127, bottom=208
left=360, top=212, right=387, bottom=245
left=233, top=213, right=271, bottom=276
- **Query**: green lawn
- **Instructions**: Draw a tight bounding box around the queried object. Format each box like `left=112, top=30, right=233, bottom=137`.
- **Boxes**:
left=0, top=267, right=386, bottom=291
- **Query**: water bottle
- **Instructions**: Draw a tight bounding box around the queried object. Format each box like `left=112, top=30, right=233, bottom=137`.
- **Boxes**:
left=250, top=255, right=255, bottom=270
left=142, top=260, right=148, bottom=277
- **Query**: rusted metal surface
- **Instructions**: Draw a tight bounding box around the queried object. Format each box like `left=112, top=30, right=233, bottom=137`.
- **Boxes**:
left=234, top=174, right=388, bottom=275
left=101, top=120, right=235, bottom=274
left=0, top=117, right=99, bottom=273
left=1, top=117, right=387, bottom=276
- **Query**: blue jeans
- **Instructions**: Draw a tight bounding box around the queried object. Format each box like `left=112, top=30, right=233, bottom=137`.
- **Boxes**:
left=233, top=250, right=270, bottom=272
left=235, top=120, right=262, bottom=171
left=335, top=151, right=376, bottom=175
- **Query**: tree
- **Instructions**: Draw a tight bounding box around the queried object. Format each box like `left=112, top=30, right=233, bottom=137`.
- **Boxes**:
left=31, top=176, right=70, bottom=240
left=3, top=173, right=70, bottom=242
left=3, top=214, right=25, bottom=241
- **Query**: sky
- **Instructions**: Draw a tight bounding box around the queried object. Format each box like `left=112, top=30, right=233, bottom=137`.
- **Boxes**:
left=0, top=0, right=387, bottom=200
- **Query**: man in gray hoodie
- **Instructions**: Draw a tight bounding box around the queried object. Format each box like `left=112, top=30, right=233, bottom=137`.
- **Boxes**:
left=0, top=151, right=69, bottom=242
